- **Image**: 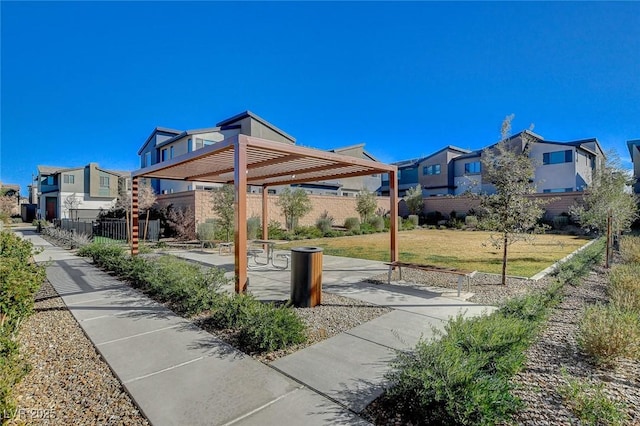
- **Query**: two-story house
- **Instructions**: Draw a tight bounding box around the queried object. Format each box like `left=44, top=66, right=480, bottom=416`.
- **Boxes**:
left=628, top=139, right=640, bottom=194
left=36, top=163, right=130, bottom=220
left=379, top=146, right=470, bottom=197
left=137, top=111, right=296, bottom=195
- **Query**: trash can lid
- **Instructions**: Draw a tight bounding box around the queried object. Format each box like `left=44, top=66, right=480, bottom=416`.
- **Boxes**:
left=291, top=246, right=324, bottom=253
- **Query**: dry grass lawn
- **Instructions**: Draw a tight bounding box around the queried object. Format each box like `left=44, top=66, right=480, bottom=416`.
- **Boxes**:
left=280, top=229, right=591, bottom=277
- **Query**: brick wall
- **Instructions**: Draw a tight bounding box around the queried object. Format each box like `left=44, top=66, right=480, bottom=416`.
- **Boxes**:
left=158, top=191, right=391, bottom=227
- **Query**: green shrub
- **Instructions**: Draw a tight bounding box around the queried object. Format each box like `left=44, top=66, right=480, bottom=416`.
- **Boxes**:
left=499, top=281, right=562, bottom=323
left=465, top=215, right=479, bottom=228
left=555, top=239, right=605, bottom=285
left=577, top=304, right=640, bottom=367
left=315, top=210, right=334, bottom=235
left=619, top=236, right=640, bottom=264
left=608, top=263, right=640, bottom=313
left=558, top=373, right=628, bottom=426
left=209, top=294, right=306, bottom=352
left=407, top=215, right=419, bottom=227
left=402, top=218, right=416, bottom=230
left=386, top=314, right=528, bottom=425
left=0, top=231, right=45, bottom=417
left=259, top=220, right=286, bottom=240
left=247, top=216, right=261, bottom=240
left=293, top=226, right=323, bottom=239
left=368, top=215, right=384, bottom=231
left=197, top=222, right=216, bottom=242
left=344, top=217, right=360, bottom=231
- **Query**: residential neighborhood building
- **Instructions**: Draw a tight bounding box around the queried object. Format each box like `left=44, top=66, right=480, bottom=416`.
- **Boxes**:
left=36, top=163, right=130, bottom=220
left=381, top=130, right=605, bottom=197
left=628, top=139, right=640, bottom=194
left=293, top=144, right=382, bottom=196
left=137, top=111, right=296, bottom=195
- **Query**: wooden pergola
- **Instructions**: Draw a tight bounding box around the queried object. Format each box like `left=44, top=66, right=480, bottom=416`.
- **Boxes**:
left=131, top=134, right=398, bottom=293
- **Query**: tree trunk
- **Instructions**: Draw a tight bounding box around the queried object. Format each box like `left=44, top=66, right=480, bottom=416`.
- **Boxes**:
left=143, top=211, right=150, bottom=242
left=125, top=209, right=131, bottom=249
left=502, top=234, right=508, bottom=286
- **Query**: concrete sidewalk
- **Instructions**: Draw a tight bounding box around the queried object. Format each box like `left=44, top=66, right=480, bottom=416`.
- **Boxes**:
left=18, top=228, right=494, bottom=424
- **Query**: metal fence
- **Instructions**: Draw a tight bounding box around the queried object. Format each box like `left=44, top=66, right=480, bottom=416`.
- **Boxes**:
left=55, top=218, right=160, bottom=241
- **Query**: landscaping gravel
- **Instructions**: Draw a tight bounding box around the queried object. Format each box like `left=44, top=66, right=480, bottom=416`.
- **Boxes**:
left=510, top=264, right=639, bottom=425
left=369, top=268, right=553, bottom=305
left=8, top=280, right=149, bottom=426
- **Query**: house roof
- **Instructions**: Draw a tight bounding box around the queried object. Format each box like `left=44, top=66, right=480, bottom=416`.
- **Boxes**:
left=154, top=127, right=227, bottom=150
left=37, top=164, right=130, bottom=177
left=132, top=134, right=396, bottom=187
left=216, top=110, right=296, bottom=143
left=394, top=145, right=472, bottom=167
left=329, top=143, right=379, bottom=162
left=628, top=139, right=640, bottom=157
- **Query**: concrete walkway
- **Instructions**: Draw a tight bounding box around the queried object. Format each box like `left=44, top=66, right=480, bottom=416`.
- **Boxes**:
left=18, top=228, right=494, bottom=425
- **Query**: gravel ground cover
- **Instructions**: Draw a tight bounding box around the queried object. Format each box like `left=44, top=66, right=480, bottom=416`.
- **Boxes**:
left=368, top=268, right=553, bottom=305
left=511, top=263, right=639, bottom=425
left=7, top=280, right=149, bottom=426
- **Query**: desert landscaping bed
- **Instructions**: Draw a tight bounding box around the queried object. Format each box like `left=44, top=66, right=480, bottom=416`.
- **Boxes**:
left=7, top=280, right=148, bottom=426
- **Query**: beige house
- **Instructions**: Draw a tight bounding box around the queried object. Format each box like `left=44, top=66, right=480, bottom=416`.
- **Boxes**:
left=628, top=139, right=640, bottom=194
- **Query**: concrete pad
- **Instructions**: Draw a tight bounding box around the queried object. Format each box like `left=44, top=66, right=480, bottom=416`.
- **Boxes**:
left=272, top=333, right=395, bottom=413
left=96, top=324, right=234, bottom=383
left=398, top=303, right=495, bottom=320
left=345, top=310, right=447, bottom=351
left=124, top=350, right=300, bottom=426
left=66, top=295, right=170, bottom=321
left=61, top=285, right=145, bottom=305
left=80, top=310, right=189, bottom=345
left=233, top=386, right=370, bottom=426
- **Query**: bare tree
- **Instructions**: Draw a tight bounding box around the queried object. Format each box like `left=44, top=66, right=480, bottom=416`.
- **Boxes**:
left=113, top=178, right=132, bottom=244
left=63, top=193, right=81, bottom=220
left=166, top=206, right=196, bottom=241
left=138, top=181, right=157, bottom=241
left=480, top=114, right=548, bottom=285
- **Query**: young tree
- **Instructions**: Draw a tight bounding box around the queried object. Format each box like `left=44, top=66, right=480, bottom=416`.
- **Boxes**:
left=405, top=184, right=424, bottom=215
left=63, top=193, right=81, bottom=220
left=480, top=114, right=548, bottom=285
left=356, top=189, right=377, bottom=223
left=113, top=178, right=132, bottom=244
left=277, top=187, right=312, bottom=231
left=138, top=181, right=157, bottom=241
left=166, top=206, right=197, bottom=241
left=212, top=184, right=235, bottom=242
left=570, top=152, right=639, bottom=235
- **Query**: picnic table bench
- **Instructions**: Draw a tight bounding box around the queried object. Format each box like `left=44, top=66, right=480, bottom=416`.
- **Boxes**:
left=385, top=261, right=477, bottom=297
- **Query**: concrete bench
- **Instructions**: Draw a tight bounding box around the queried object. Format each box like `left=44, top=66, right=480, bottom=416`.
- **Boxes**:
left=385, top=261, right=477, bottom=297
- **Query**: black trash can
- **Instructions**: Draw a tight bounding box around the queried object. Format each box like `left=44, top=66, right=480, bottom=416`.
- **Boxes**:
left=290, top=247, right=323, bottom=308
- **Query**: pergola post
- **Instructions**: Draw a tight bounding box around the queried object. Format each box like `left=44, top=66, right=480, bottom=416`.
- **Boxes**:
left=234, top=139, right=248, bottom=293
left=389, top=169, right=398, bottom=262
left=131, top=177, right=139, bottom=256
left=262, top=186, right=269, bottom=240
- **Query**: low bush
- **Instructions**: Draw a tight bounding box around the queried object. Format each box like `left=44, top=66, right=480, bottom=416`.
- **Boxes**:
left=608, top=263, right=640, bottom=313
left=407, top=215, right=419, bottom=227
left=368, top=215, right=385, bottom=231
left=465, top=215, right=478, bottom=228
left=315, top=211, right=334, bottom=235
left=552, top=215, right=569, bottom=230
left=555, top=239, right=604, bottom=285
left=247, top=216, right=260, bottom=240
left=619, top=235, right=640, bottom=264
left=197, top=222, right=216, bottom=242
left=0, top=231, right=45, bottom=417
left=577, top=304, right=640, bottom=367
left=208, top=294, right=306, bottom=352
left=558, top=372, right=628, bottom=426
left=344, top=217, right=360, bottom=232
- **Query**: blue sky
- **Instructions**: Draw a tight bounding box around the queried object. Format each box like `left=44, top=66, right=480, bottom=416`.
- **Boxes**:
left=2, top=1, right=639, bottom=195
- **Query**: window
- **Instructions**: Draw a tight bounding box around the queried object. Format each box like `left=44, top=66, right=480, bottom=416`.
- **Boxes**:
left=100, top=176, right=110, bottom=188
left=423, top=164, right=441, bottom=175
left=144, top=152, right=151, bottom=167
left=194, top=138, right=215, bottom=150
left=45, top=176, right=54, bottom=185
left=63, top=174, right=74, bottom=184
left=464, top=162, right=481, bottom=174
left=161, top=148, right=167, bottom=162
left=170, top=146, right=174, bottom=159
left=187, top=139, right=192, bottom=152
left=543, top=150, right=572, bottom=165
left=543, top=188, right=573, bottom=193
